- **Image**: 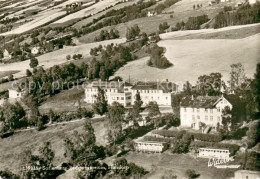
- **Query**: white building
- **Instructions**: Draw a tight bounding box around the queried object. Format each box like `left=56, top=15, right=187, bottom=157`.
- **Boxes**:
left=8, top=89, right=24, bottom=99
left=3, top=49, right=11, bottom=59
left=147, top=11, right=157, bottom=17
left=198, top=148, right=230, bottom=159
left=84, top=81, right=132, bottom=107
left=180, top=95, right=234, bottom=130
left=131, top=82, right=176, bottom=106
left=31, top=47, right=40, bottom=55
left=231, top=170, right=260, bottom=179
left=134, top=141, right=168, bottom=153
left=84, top=81, right=176, bottom=107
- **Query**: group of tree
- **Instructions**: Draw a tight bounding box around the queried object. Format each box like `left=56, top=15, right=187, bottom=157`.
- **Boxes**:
left=214, top=3, right=260, bottom=29
left=158, top=22, right=170, bottom=34
left=126, top=25, right=140, bottom=41
left=74, top=1, right=156, bottom=37
left=95, top=29, right=120, bottom=42
left=146, top=44, right=173, bottom=69
left=154, top=0, right=179, bottom=13
left=172, top=14, right=209, bottom=31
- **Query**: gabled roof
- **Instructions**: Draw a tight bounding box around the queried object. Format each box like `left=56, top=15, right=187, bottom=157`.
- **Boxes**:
left=132, top=82, right=177, bottom=93
left=181, top=96, right=220, bottom=108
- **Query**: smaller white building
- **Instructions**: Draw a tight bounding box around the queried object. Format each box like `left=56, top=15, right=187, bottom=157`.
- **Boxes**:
left=198, top=148, right=230, bottom=159
left=31, top=47, right=40, bottom=55
left=147, top=11, right=157, bottom=17
left=232, top=170, right=260, bottom=179
left=8, top=89, right=24, bottom=99
left=3, top=49, right=11, bottom=59
left=134, top=141, right=168, bottom=153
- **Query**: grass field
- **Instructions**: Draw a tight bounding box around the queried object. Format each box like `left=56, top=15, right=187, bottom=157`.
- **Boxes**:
left=39, top=85, right=88, bottom=113
left=0, top=38, right=126, bottom=79
left=0, top=70, right=19, bottom=78
left=0, top=118, right=108, bottom=174
left=123, top=151, right=237, bottom=179
left=113, top=33, right=259, bottom=85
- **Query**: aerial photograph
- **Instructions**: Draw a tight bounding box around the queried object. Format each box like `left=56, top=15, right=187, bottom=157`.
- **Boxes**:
left=0, top=0, right=259, bottom=178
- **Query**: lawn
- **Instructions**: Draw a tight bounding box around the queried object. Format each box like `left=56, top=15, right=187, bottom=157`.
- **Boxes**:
left=0, top=117, right=108, bottom=175
left=123, top=151, right=237, bottom=179
left=113, top=33, right=259, bottom=85
left=39, top=85, right=88, bottom=113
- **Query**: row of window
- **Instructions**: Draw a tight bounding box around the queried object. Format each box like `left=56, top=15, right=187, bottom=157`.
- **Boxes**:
left=192, top=115, right=221, bottom=121
left=184, top=108, right=221, bottom=113
left=200, top=149, right=229, bottom=153
left=86, top=88, right=118, bottom=93
left=135, top=89, right=162, bottom=94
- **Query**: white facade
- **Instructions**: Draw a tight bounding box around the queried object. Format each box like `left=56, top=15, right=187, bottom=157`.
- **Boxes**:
left=3, top=49, right=11, bottom=59
left=131, top=88, right=172, bottom=106
left=232, top=170, right=260, bottom=179
left=84, top=81, right=132, bottom=107
left=134, top=141, right=168, bottom=153
left=180, top=96, right=232, bottom=130
left=147, top=11, right=157, bottom=17
left=9, top=89, right=24, bottom=99
left=198, top=148, right=230, bottom=159
left=31, top=47, right=40, bottom=55
left=84, top=81, right=174, bottom=107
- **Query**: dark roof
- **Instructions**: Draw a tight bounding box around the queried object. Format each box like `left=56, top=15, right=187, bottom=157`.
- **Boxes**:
left=89, top=81, right=124, bottom=88
left=132, top=82, right=177, bottom=93
left=181, top=96, right=219, bottom=108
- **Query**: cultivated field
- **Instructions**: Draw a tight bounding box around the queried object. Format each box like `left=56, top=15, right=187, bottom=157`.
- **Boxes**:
left=52, top=0, right=117, bottom=24
left=113, top=33, right=259, bottom=85
left=72, top=0, right=140, bottom=29
left=0, top=38, right=126, bottom=79
left=0, top=8, right=66, bottom=35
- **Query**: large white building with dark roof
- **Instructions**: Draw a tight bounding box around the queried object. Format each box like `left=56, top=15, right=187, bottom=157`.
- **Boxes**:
left=84, top=81, right=177, bottom=107
left=180, top=95, right=237, bottom=130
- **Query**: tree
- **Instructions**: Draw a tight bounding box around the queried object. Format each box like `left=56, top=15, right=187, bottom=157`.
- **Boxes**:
left=147, top=101, right=161, bottom=118
left=185, top=169, right=200, bottom=179
left=29, top=57, right=38, bottom=68
left=126, top=24, right=140, bottom=41
left=92, top=87, right=108, bottom=116
left=66, top=55, right=71, bottom=61
left=246, top=120, right=260, bottom=148
left=107, top=102, right=125, bottom=144
left=255, top=63, right=260, bottom=112
left=8, top=74, right=14, bottom=81
left=113, top=158, right=148, bottom=178
left=26, top=69, right=32, bottom=77
left=24, top=142, right=55, bottom=179
left=132, top=90, right=143, bottom=117
left=63, top=120, right=101, bottom=168
left=229, top=63, right=246, bottom=90
left=0, top=102, right=26, bottom=132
